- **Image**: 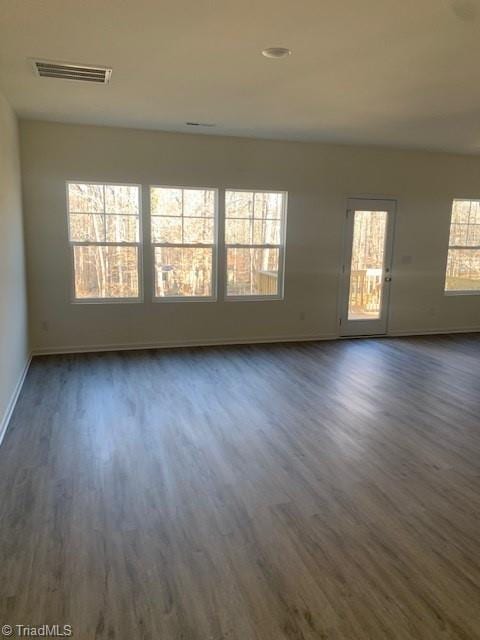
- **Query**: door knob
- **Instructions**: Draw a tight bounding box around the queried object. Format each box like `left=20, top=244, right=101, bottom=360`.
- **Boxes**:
left=385, top=276, right=392, bottom=282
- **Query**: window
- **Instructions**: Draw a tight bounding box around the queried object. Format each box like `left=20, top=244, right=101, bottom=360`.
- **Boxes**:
left=67, top=183, right=141, bottom=301
left=445, top=199, right=480, bottom=293
left=225, top=190, right=286, bottom=298
left=150, top=186, right=217, bottom=299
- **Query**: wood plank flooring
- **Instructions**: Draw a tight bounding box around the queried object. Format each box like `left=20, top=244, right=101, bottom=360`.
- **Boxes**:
left=1, top=335, right=480, bottom=639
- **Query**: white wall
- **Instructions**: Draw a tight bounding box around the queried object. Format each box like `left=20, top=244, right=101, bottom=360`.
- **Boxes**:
left=0, top=93, right=29, bottom=433
left=19, top=120, right=480, bottom=353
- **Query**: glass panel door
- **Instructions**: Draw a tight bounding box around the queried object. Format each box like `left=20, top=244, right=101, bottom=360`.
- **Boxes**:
left=340, top=199, right=395, bottom=336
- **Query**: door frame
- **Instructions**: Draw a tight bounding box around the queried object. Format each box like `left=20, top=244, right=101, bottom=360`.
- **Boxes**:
left=338, top=197, right=397, bottom=337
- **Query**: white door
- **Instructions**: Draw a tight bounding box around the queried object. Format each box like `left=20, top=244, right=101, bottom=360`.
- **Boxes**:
left=340, top=198, right=396, bottom=336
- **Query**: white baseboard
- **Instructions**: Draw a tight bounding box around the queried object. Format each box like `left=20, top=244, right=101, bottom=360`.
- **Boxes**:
left=0, top=355, right=32, bottom=447
left=31, top=333, right=340, bottom=356
left=30, top=326, right=480, bottom=357
left=387, top=326, right=480, bottom=337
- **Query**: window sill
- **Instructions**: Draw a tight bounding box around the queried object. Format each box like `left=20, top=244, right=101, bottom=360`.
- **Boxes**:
left=225, top=295, right=284, bottom=302
left=71, top=298, right=143, bottom=305
left=444, top=290, right=480, bottom=296
left=152, top=296, right=217, bottom=303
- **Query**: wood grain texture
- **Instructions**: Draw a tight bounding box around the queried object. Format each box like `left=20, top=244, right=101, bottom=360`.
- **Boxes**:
left=1, top=335, right=480, bottom=639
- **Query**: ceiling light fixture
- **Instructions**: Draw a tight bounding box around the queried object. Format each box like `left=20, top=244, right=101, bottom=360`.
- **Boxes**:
left=261, top=47, right=291, bottom=59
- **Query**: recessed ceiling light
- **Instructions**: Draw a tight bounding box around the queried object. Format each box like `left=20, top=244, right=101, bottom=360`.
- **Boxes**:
left=261, top=47, right=291, bottom=59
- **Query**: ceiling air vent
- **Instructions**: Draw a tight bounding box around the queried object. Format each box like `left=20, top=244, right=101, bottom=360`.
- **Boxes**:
left=186, top=122, right=216, bottom=127
left=32, top=59, right=112, bottom=84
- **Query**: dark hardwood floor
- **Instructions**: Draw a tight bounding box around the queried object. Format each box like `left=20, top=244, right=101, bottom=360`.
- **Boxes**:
left=1, top=335, right=480, bottom=639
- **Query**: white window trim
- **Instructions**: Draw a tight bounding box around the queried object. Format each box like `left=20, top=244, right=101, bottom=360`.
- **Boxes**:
left=224, top=188, right=287, bottom=301
left=66, top=181, right=144, bottom=304
left=150, top=185, right=218, bottom=302
left=444, top=198, right=480, bottom=296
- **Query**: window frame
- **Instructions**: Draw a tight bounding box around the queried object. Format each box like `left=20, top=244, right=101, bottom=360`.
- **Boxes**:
left=149, top=184, right=219, bottom=303
left=224, top=188, right=288, bottom=301
left=66, top=180, right=144, bottom=304
left=444, top=197, right=480, bottom=296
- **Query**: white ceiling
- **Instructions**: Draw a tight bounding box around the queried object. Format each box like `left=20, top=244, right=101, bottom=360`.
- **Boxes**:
left=1, top=0, right=480, bottom=153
